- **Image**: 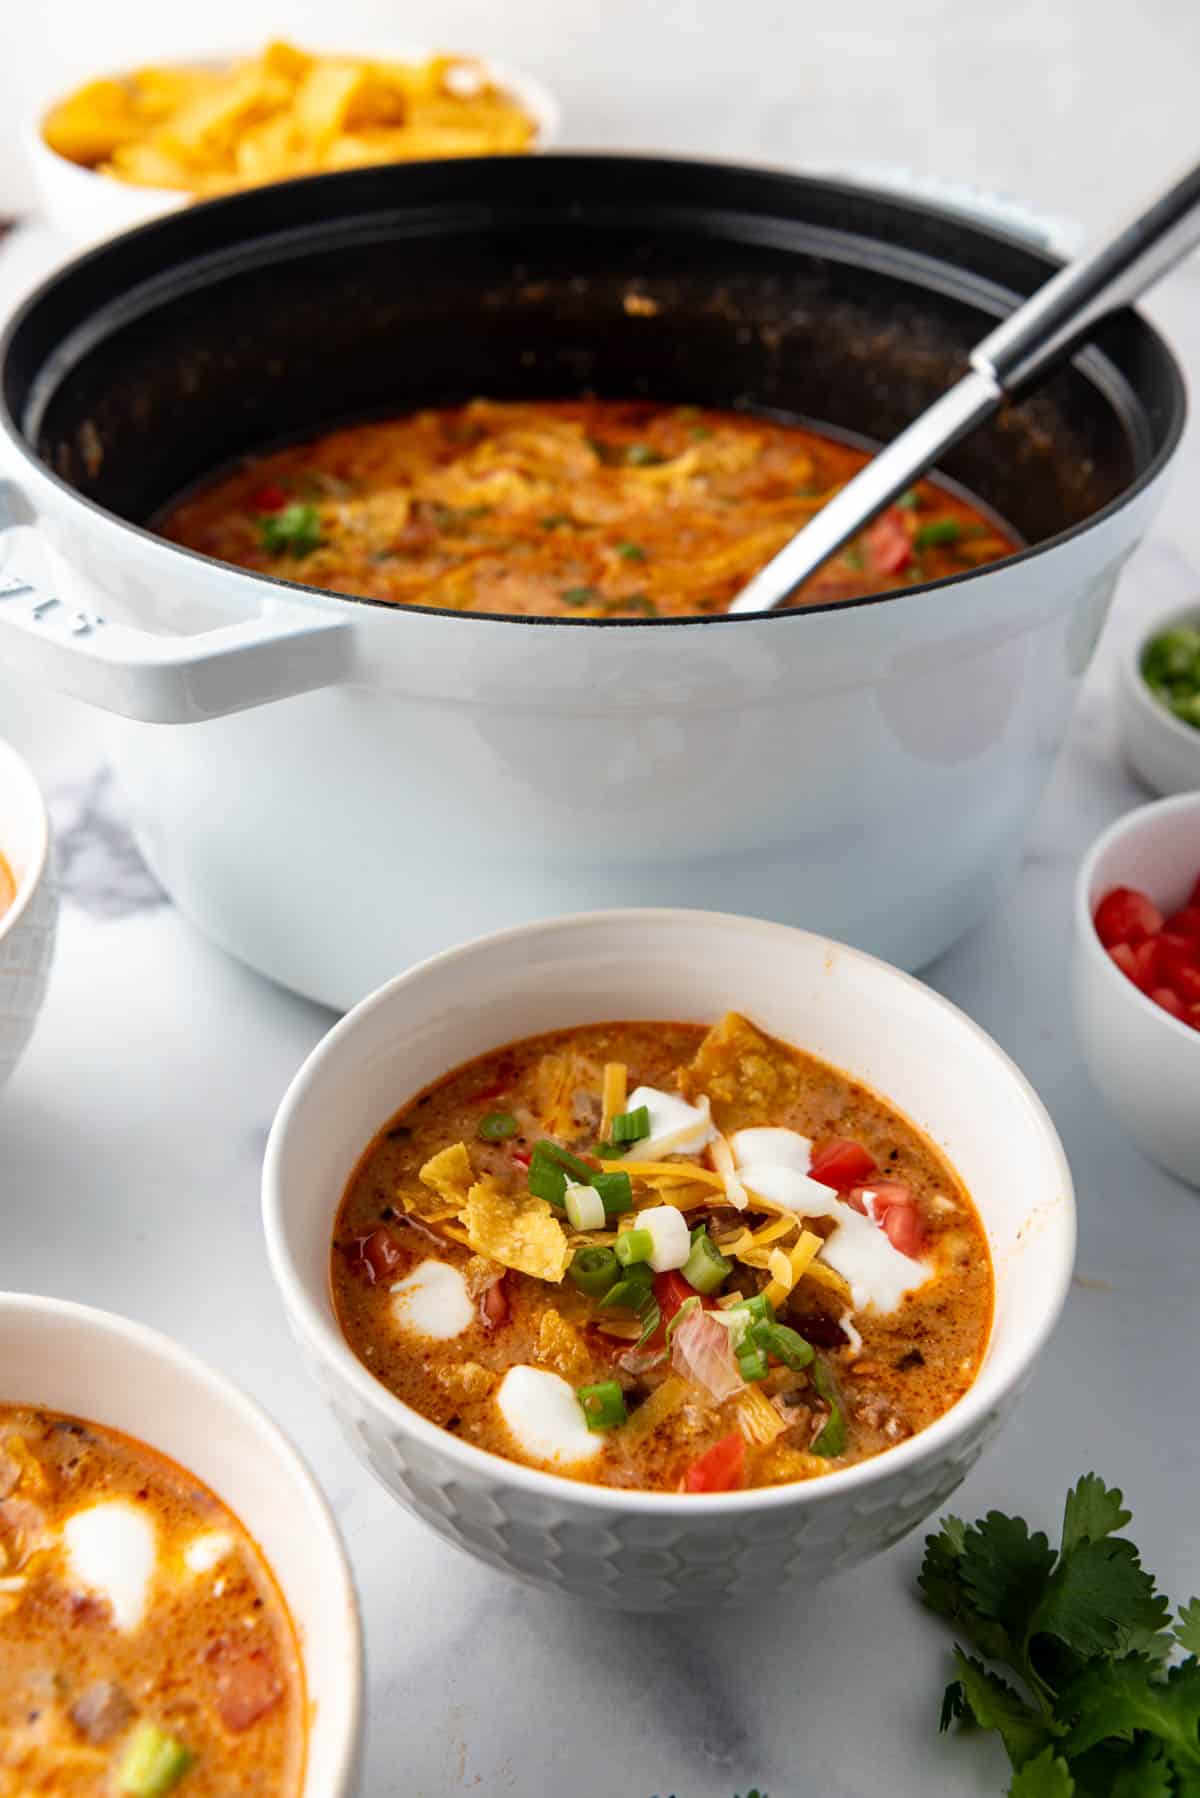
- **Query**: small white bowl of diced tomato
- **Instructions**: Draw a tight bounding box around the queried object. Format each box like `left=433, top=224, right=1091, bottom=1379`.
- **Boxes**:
left=1073, top=792, right=1200, bottom=1187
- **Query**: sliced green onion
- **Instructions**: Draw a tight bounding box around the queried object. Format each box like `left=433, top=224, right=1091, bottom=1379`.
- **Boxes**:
left=617, top=593, right=659, bottom=616
left=736, top=1341, right=770, bottom=1383
left=896, top=488, right=920, bottom=511
left=681, top=1230, right=732, bottom=1295
left=617, top=542, right=646, bottom=560
left=568, top=1245, right=620, bottom=1299
left=118, top=1723, right=194, bottom=1796
left=914, top=517, right=963, bottom=548
left=561, top=585, right=598, bottom=606
left=529, top=1132, right=609, bottom=1207
left=611, top=1105, right=650, bottom=1145
left=757, top=1321, right=814, bottom=1371
left=528, top=1161, right=567, bottom=1207
left=665, top=1293, right=701, bottom=1345
left=810, top=1357, right=847, bottom=1457
left=477, top=1110, right=517, bottom=1142
left=577, top=1379, right=627, bottom=1431
left=593, top=1140, right=622, bottom=1160
left=565, top=1181, right=607, bottom=1231
left=842, top=544, right=865, bottom=572
left=258, top=502, right=321, bottom=557
left=591, top=1171, right=634, bottom=1215
left=598, top=1264, right=655, bottom=1311
left=728, top=1293, right=775, bottom=1327
left=634, top=1298, right=662, bottom=1349
left=614, top=1226, right=653, bottom=1267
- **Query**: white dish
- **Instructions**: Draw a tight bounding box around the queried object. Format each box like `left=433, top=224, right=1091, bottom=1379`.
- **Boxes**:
left=26, top=41, right=561, bottom=249
left=1073, top=792, right=1200, bottom=1186
left=0, top=1290, right=363, bottom=1794
left=0, top=734, right=57, bottom=1089
left=262, top=907, right=1075, bottom=1611
left=1118, top=603, right=1200, bottom=796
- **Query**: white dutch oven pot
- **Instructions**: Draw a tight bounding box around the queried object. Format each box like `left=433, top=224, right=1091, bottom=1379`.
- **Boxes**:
left=0, top=158, right=1186, bottom=1009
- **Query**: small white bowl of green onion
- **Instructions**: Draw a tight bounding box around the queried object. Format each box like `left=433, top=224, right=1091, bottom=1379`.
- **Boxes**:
left=1119, top=606, right=1200, bottom=796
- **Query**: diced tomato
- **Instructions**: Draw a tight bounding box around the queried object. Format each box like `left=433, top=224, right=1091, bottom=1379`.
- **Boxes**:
left=847, top=1180, right=928, bottom=1257
left=654, top=1270, right=710, bottom=1322
left=250, top=482, right=288, bottom=512
left=511, top=1148, right=531, bottom=1169
left=1191, top=873, right=1200, bottom=908
left=1164, top=906, right=1200, bottom=944
left=681, top=1431, right=746, bottom=1493
left=1109, top=939, right=1161, bottom=991
left=342, top=1227, right=402, bottom=1284
left=1155, top=932, right=1200, bottom=989
left=809, top=1137, right=878, bottom=1191
left=1170, top=964, right=1200, bottom=1006
left=480, top=1276, right=509, bottom=1329
left=1151, top=987, right=1187, bottom=1021
left=206, top=1639, right=283, bottom=1732
left=863, top=508, right=912, bottom=577
left=1094, top=886, right=1164, bottom=948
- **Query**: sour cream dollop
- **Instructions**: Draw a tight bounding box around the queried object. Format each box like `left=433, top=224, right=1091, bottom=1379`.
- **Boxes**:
left=390, top=1259, right=475, bottom=1339
left=496, top=1366, right=603, bottom=1467
left=62, top=1502, right=158, bottom=1632
left=626, top=1086, right=715, bottom=1159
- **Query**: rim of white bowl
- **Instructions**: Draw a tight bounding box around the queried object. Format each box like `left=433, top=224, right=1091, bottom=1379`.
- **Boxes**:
left=0, top=1289, right=363, bottom=1791
left=1074, top=792, right=1200, bottom=1048
left=1121, top=602, right=1200, bottom=760
left=263, top=906, right=1077, bottom=1517
left=0, top=736, right=51, bottom=949
left=26, top=42, right=561, bottom=202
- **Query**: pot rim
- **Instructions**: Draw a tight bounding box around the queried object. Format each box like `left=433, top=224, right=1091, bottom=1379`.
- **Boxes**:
left=262, top=904, right=1077, bottom=1517
left=1, top=153, right=1187, bottom=633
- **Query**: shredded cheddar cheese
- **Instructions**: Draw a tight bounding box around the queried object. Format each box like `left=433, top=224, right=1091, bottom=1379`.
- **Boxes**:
left=603, top=1162, right=726, bottom=1188
left=600, top=1062, right=627, bottom=1141
left=711, top=1132, right=749, bottom=1211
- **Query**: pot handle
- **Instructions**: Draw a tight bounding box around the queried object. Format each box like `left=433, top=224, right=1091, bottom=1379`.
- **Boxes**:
left=0, top=483, right=353, bottom=724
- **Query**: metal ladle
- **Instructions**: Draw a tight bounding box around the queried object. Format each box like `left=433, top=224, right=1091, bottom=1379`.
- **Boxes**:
left=726, top=158, right=1200, bottom=615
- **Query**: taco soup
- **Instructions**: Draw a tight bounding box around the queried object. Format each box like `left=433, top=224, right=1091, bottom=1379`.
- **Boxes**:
left=161, top=400, right=1017, bottom=619
left=331, top=1013, right=993, bottom=1493
left=0, top=1406, right=305, bottom=1795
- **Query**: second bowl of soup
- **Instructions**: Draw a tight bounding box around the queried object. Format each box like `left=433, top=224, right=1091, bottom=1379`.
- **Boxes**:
left=263, top=909, right=1074, bottom=1609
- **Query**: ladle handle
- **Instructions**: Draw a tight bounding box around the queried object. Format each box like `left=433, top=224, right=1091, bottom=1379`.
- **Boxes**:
left=974, top=158, right=1200, bottom=390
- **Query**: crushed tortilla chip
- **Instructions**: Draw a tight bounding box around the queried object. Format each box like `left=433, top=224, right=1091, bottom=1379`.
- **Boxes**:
left=461, top=1175, right=570, bottom=1282
left=736, top=1384, right=787, bottom=1445
left=463, top=1254, right=505, bottom=1298
left=623, top=1375, right=689, bottom=1443
left=678, top=1011, right=802, bottom=1131
left=436, top=1361, right=495, bottom=1404
left=758, top=1443, right=827, bottom=1485
left=412, top=1142, right=474, bottom=1220
left=535, top=1310, right=591, bottom=1382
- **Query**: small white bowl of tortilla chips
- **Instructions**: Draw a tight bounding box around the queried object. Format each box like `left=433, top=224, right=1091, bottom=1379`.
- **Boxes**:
left=28, top=38, right=561, bottom=247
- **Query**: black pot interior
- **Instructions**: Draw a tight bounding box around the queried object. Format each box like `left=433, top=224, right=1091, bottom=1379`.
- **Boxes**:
left=2, top=156, right=1186, bottom=552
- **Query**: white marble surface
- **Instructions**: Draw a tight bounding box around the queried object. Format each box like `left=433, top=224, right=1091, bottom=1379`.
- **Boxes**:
left=2, top=161, right=1200, bottom=1798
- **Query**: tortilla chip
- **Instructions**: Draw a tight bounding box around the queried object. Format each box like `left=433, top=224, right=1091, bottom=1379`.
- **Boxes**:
left=405, top=1141, right=474, bottom=1222
left=461, top=1176, right=570, bottom=1282
left=463, top=1253, right=505, bottom=1298
left=535, top=1310, right=590, bottom=1382
left=679, top=1011, right=801, bottom=1131
left=436, top=1361, right=495, bottom=1404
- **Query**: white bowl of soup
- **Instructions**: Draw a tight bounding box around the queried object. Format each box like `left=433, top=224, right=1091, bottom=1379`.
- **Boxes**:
left=262, top=908, right=1075, bottom=1610
left=0, top=735, right=57, bottom=1090
left=0, top=1292, right=362, bottom=1794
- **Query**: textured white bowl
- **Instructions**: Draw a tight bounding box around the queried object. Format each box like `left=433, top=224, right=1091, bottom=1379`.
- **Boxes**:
left=1118, top=604, right=1200, bottom=797
left=0, top=735, right=57, bottom=1089
left=1073, top=793, right=1200, bottom=1186
left=27, top=42, right=561, bottom=249
left=0, top=1292, right=363, bottom=1794
left=263, top=908, right=1075, bottom=1611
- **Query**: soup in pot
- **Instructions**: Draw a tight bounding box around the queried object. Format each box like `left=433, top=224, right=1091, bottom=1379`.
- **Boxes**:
left=160, top=400, right=1017, bottom=618
left=0, top=1405, right=305, bottom=1795
left=332, top=1013, right=993, bottom=1493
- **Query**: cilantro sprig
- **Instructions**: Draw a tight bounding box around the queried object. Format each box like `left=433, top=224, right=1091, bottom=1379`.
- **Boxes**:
left=921, top=1473, right=1200, bottom=1795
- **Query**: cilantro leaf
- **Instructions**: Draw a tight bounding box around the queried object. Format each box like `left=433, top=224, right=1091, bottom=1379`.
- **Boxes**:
left=1057, top=1656, right=1200, bottom=1767
left=1008, top=1747, right=1074, bottom=1796
left=1109, top=1741, right=1174, bottom=1798
left=960, top=1512, right=1056, bottom=1649
left=1060, top=1475, right=1131, bottom=1558
left=920, top=1514, right=1022, bottom=1664
left=1177, top=1599, right=1200, bottom=1659
left=948, top=1648, right=1053, bottom=1768
left=1030, top=1537, right=1172, bottom=1676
